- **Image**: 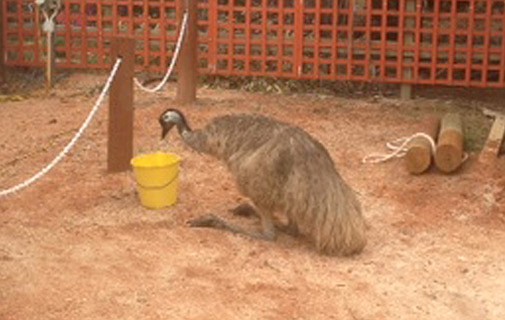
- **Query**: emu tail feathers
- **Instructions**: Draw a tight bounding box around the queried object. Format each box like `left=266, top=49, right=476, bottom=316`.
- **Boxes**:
left=311, top=183, right=367, bottom=256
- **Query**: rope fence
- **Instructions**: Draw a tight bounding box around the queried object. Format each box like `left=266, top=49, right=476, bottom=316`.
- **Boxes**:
left=133, top=11, right=189, bottom=93
left=0, top=1, right=191, bottom=197
left=0, top=58, right=123, bottom=197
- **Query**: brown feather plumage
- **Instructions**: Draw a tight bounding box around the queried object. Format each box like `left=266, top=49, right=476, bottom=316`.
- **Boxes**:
left=160, top=110, right=367, bottom=256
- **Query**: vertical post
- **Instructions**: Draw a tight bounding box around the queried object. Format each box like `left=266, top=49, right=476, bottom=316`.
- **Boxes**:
left=401, top=0, right=416, bottom=100
left=294, top=0, right=303, bottom=77
left=108, top=37, right=135, bottom=173
left=176, top=0, right=198, bottom=104
left=0, top=0, right=5, bottom=85
left=40, top=2, right=63, bottom=91
left=45, top=31, right=55, bottom=90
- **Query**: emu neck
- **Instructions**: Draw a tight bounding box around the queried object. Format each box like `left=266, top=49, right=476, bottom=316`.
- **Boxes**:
left=180, top=127, right=192, bottom=140
left=176, top=116, right=192, bottom=136
left=180, top=128, right=210, bottom=154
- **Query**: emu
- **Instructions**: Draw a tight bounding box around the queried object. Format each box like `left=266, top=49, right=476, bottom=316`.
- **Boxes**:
left=159, top=109, right=367, bottom=256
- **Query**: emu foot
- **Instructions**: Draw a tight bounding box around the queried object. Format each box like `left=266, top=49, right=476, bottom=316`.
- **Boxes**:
left=188, top=214, right=228, bottom=229
left=229, top=203, right=258, bottom=218
left=187, top=213, right=276, bottom=241
left=228, top=204, right=300, bottom=238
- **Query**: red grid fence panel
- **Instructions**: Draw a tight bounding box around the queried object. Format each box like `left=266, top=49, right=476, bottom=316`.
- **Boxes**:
left=2, top=0, right=204, bottom=72
left=2, top=0, right=505, bottom=88
left=207, top=0, right=298, bottom=77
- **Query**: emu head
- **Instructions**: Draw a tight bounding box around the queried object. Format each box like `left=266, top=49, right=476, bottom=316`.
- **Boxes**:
left=159, top=108, right=190, bottom=139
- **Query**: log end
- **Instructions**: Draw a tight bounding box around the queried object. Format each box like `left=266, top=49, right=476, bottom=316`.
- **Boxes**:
left=435, top=144, right=463, bottom=173
left=435, top=128, right=464, bottom=173
left=405, top=145, right=432, bottom=174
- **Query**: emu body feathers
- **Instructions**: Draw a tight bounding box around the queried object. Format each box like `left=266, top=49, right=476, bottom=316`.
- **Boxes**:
left=159, top=109, right=366, bottom=256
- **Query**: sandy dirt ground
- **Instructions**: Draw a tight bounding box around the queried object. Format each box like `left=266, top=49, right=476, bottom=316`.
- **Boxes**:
left=1, top=72, right=505, bottom=320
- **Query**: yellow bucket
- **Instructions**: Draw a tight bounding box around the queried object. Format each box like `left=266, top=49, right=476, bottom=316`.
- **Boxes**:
left=130, top=152, right=182, bottom=209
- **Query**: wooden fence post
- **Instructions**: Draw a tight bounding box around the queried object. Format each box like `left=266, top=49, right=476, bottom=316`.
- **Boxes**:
left=176, top=0, right=198, bottom=104
left=108, top=37, right=135, bottom=173
left=40, top=2, right=63, bottom=91
left=45, top=31, right=55, bottom=90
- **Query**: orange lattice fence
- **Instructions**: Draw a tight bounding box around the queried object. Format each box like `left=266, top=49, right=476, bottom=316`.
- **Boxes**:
left=2, top=0, right=505, bottom=87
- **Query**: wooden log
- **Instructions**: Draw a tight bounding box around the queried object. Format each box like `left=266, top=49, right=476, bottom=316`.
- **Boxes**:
left=404, top=115, right=440, bottom=174
left=435, top=113, right=464, bottom=173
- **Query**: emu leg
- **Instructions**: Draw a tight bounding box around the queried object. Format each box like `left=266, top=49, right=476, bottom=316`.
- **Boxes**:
left=276, top=219, right=300, bottom=237
left=228, top=203, right=300, bottom=237
left=188, top=211, right=277, bottom=241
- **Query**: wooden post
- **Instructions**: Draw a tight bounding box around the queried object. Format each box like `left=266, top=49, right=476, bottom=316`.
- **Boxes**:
left=108, top=37, right=135, bottom=173
left=435, top=113, right=464, bottom=173
left=401, top=0, right=416, bottom=100
left=176, top=0, right=198, bottom=104
left=0, top=0, right=5, bottom=85
left=404, top=115, right=440, bottom=174
left=45, top=31, right=56, bottom=90
left=40, top=2, right=62, bottom=91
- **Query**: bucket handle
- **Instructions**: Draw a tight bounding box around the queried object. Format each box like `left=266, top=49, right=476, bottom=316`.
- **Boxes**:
left=136, top=173, right=179, bottom=190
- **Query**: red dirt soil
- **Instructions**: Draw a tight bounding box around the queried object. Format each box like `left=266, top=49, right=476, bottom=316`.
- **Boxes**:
left=1, top=73, right=505, bottom=319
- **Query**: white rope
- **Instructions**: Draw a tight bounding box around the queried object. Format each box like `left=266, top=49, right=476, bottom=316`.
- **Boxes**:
left=133, top=11, right=189, bottom=93
left=0, top=58, right=123, bottom=198
left=362, top=132, right=470, bottom=164
left=362, top=132, right=437, bottom=164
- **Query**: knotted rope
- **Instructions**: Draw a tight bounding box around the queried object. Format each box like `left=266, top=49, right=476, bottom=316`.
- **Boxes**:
left=362, top=132, right=469, bottom=164
left=362, top=132, right=437, bottom=164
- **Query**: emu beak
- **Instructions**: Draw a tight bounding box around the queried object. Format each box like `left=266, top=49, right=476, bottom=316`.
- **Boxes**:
left=161, top=122, right=174, bottom=140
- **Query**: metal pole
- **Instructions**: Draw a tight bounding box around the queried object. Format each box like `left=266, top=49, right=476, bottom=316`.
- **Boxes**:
left=176, top=0, right=198, bottom=104
left=108, top=37, right=135, bottom=173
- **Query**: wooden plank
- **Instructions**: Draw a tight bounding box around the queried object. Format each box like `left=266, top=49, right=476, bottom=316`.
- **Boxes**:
left=484, top=116, right=505, bottom=156
left=108, top=37, right=135, bottom=173
left=478, top=115, right=505, bottom=165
